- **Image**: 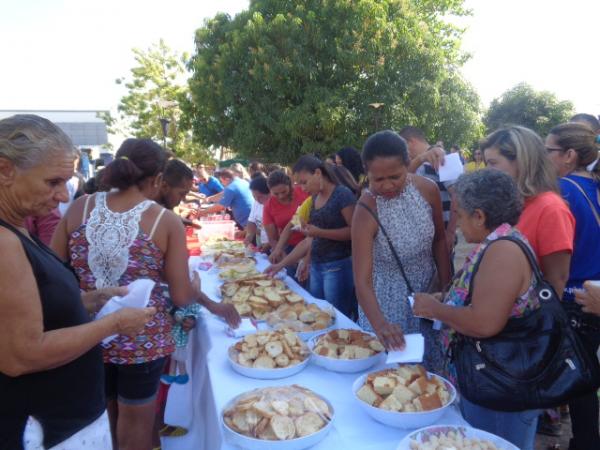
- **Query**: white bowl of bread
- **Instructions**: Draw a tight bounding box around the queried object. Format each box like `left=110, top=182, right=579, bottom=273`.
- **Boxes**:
left=221, top=276, right=304, bottom=320
left=215, top=252, right=255, bottom=268
left=308, top=329, right=385, bottom=373
left=228, top=330, right=311, bottom=379
left=222, top=385, right=334, bottom=450
left=266, top=300, right=336, bottom=341
left=353, top=364, right=456, bottom=429
left=202, top=238, right=245, bottom=255
left=219, top=261, right=260, bottom=281
left=397, top=425, right=518, bottom=450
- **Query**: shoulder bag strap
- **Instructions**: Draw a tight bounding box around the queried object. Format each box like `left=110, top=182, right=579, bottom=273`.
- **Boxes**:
left=562, top=177, right=600, bottom=228
left=357, top=201, right=415, bottom=294
left=465, top=235, right=547, bottom=306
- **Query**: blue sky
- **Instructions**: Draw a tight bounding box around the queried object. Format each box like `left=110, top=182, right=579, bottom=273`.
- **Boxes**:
left=1, top=0, right=598, bottom=115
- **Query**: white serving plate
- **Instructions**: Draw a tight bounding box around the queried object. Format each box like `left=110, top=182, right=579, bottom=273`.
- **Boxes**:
left=221, top=389, right=335, bottom=450
left=397, top=424, right=518, bottom=450
left=267, top=298, right=337, bottom=342
left=352, top=368, right=457, bottom=429
left=227, top=346, right=310, bottom=380
left=308, top=330, right=385, bottom=373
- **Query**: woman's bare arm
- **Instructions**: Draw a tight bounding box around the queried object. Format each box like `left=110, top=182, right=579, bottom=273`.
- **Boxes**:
left=415, top=240, right=531, bottom=338
left=0, top=229, right=150, bottom=377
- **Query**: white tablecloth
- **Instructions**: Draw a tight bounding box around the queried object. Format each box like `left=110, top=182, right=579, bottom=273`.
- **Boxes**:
left=163, top=254, right=467, bottom=450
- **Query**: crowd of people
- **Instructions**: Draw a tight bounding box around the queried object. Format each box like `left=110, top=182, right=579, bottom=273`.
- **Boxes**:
left=0, top=111, right=599, bottom=450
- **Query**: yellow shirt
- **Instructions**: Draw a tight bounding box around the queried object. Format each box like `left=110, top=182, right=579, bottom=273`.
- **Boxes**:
left=291, top=196, right=313, bottom=226
left=465, top=161, right=485, bottom=173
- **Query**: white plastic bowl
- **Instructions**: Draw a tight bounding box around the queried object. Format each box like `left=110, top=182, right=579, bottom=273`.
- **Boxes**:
left=396, top=424, right=519, bottom=450
left=227, top=346, right=310, bottom=380
left=221, top=389, right=335, bottom=450
left=352, top=369, right=457, bottom=429
left=268, top=298, right=337, bottom=341
left=308, top=331, right=385, bottom=373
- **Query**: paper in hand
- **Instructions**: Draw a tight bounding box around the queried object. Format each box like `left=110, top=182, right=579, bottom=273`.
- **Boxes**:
left=385, top=334, right=425, bottom=364
left=226, top=318, right=257, bottom=338
left=96, top=279, right=155, bottom=344
left=438, top=152, right=464, bottom=182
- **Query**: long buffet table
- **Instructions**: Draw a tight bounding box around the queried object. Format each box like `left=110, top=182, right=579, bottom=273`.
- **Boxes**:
left=163, top=254, right=467, bottom=450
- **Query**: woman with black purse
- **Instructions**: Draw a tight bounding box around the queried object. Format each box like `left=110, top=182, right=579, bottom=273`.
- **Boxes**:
left=413, top=169, right=599, bottom=450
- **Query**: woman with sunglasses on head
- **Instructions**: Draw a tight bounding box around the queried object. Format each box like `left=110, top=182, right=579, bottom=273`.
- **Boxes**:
left=545, top=122, right=600, bottom=450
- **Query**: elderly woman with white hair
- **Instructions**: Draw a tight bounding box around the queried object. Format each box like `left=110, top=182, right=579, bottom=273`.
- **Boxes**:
left=0, top=115, right=154, bottom=449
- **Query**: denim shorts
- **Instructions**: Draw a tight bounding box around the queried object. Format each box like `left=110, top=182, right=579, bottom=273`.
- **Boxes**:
left=104, top=358, right=166, bottom=405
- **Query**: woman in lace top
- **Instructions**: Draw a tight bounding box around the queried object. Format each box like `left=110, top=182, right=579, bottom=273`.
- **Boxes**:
left=51, top=139, right=203, bottom=450
left=352, top=130, right=451, bottom=373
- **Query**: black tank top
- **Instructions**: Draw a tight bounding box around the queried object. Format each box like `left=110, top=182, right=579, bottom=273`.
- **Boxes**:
left=0, top=219, right=105, bottom=450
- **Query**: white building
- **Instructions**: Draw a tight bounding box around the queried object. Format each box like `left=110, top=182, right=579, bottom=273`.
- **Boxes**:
left=0, top=110, right=110, bottom=159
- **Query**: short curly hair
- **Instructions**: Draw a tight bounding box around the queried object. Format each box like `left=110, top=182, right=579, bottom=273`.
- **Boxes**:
left=453, top=169, right=523, bottom=229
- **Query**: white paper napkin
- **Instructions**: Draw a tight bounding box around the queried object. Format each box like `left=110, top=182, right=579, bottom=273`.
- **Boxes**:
left=96, top=278, right=155, bottom=344
left=226, top=318, right=257, bottom=338
left=385, top=333, right=425, bottom=364
left=438, top=152, right=464, bottom=182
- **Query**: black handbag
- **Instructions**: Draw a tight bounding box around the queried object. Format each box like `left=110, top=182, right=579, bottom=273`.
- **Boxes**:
left=450, top=236, right=600, bottom=412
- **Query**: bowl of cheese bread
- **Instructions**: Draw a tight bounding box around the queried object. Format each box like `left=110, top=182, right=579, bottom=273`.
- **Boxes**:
left=308, top=329, right=385, bottom=373
left=353, top=364, right=456, bottom=429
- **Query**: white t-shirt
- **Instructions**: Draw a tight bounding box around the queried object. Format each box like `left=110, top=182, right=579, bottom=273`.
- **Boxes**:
left=58, top=175, right=81, bottom=217
left=248, top=201, right=268, bottom=245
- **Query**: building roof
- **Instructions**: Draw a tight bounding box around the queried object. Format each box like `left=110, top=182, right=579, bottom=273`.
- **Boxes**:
left=0, top=110, right=109, bottom=146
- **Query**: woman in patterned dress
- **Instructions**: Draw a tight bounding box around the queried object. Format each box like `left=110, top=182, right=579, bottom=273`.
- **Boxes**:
left=352, top=130, right=451, bottom=372
left=51, top=139, right=202, bottom=450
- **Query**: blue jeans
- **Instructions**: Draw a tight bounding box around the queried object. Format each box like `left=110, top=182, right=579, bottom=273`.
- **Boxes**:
left=309, top=256, right=357, bottom=319
left=460, top=397, right=540, bottom=450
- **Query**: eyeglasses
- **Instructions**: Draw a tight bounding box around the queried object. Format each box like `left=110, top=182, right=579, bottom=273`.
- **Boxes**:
left=545, top=147, right=564, bottom=153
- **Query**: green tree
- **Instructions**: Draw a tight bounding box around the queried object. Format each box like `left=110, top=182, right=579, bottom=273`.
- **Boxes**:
left=484, top=83, right=574, bottom=138
left=185, top=0, right=482, bottom=163
left=101, top=40, right=213, bottom=163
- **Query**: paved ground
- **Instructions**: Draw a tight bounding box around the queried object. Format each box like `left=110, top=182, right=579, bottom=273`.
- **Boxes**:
left=453, top=233, right=573, bottom=449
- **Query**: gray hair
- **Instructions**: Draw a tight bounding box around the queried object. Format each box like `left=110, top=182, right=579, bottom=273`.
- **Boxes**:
left=0, top=114, right=75, bottom=169
left=454, top=169, right=523, bottom=229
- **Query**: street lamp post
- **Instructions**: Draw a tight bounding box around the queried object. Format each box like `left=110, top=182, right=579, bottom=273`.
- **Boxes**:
left=157, top=99, right=178, bottom=150
left=159, top=117, right=170, bottom=149
left=368, top=102, right=385, bottom=131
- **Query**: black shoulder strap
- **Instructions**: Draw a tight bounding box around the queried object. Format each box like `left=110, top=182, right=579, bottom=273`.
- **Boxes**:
left=466, top=235, right=545, bottom=305
left=357, top=201, right=415, bottom=294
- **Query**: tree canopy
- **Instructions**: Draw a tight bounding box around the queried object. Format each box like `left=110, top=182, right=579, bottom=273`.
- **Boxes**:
left=101, top=40, right=213, bottom=163
left=186, top=0, right=482, bottom=162
left=484, top=83, right=574, bottom=138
